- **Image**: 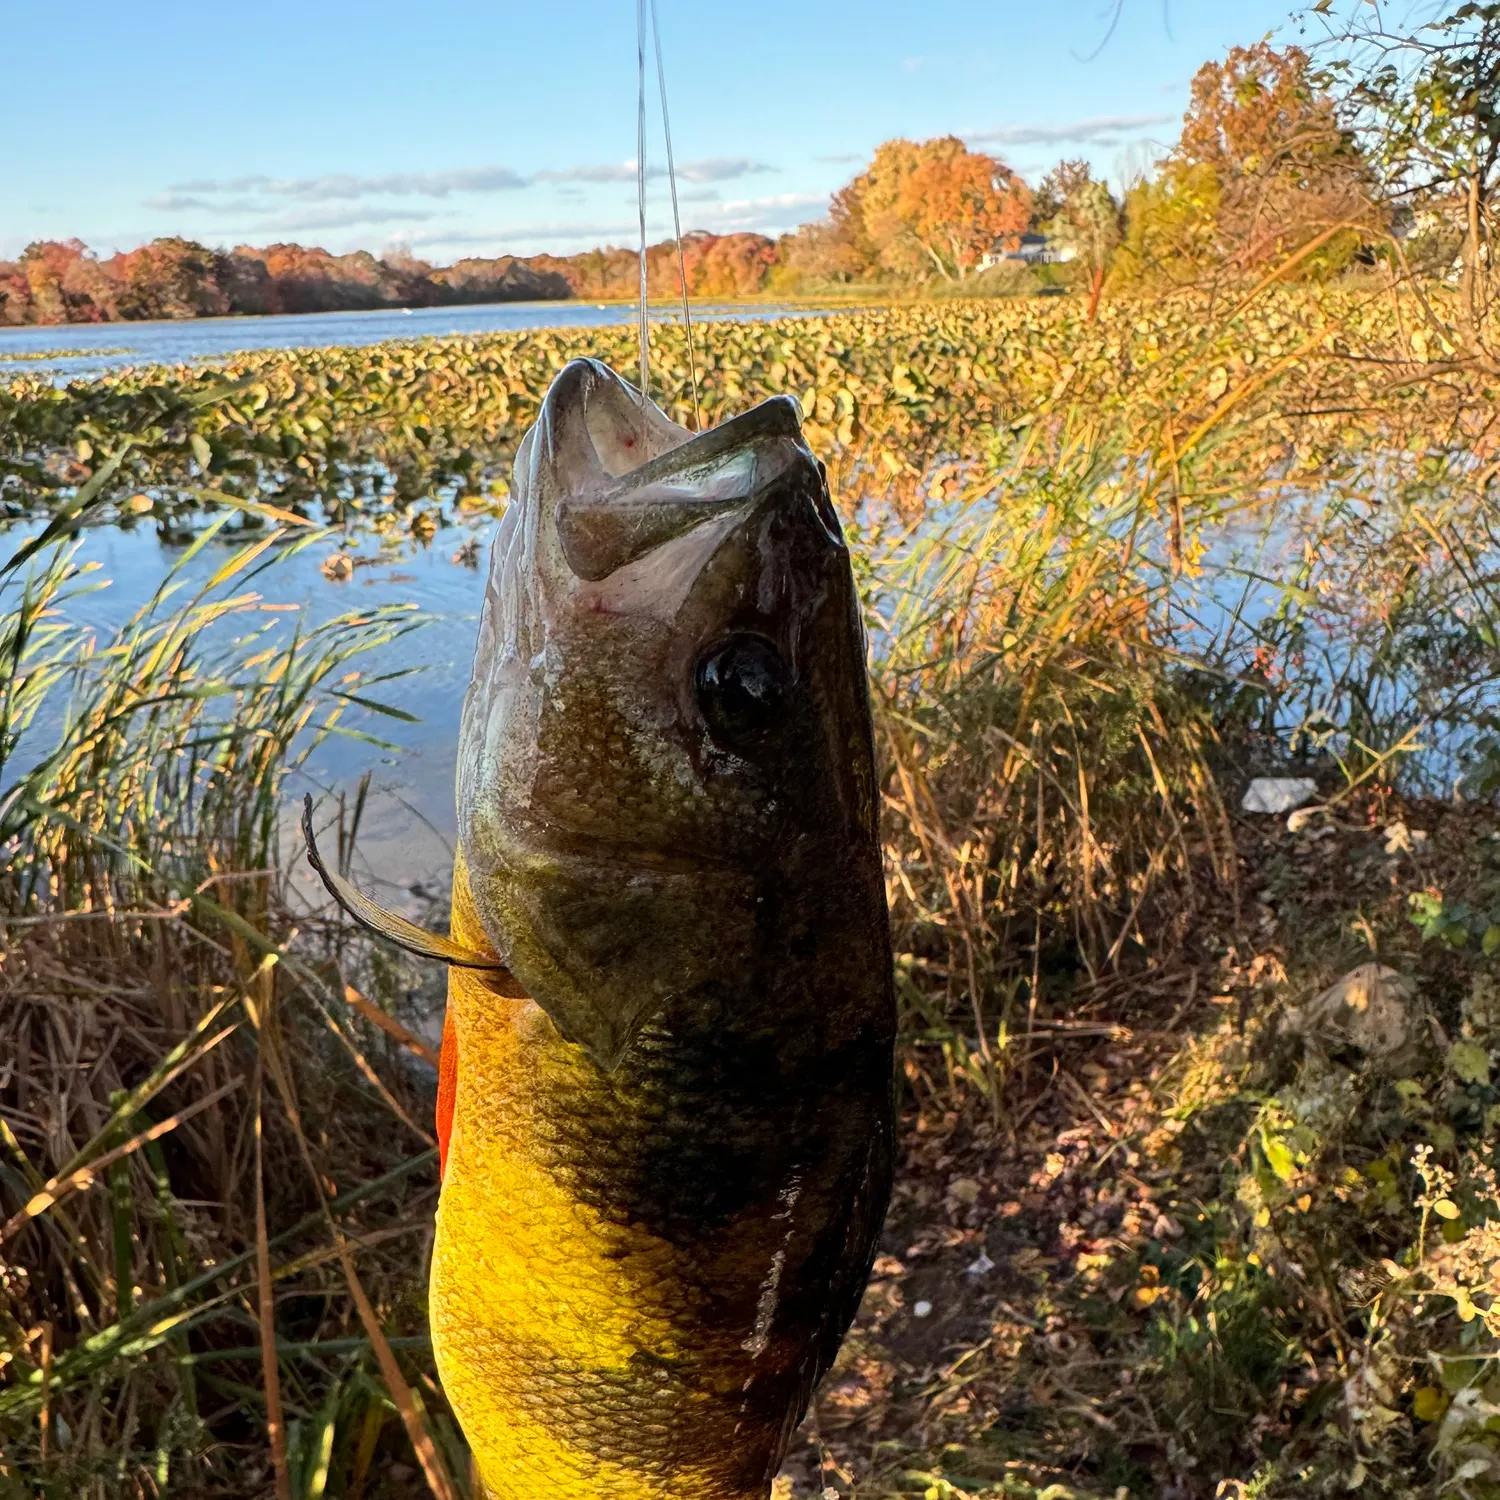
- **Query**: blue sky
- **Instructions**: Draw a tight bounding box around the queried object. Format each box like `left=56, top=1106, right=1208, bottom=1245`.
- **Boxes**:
left=2, top=0, right=1313, bottom=264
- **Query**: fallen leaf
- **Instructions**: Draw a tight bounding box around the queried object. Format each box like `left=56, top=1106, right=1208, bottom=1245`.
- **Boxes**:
left=947, top=1177, right=981, bottom=1204
left=1413, top=1385, right=1448, bottom=1422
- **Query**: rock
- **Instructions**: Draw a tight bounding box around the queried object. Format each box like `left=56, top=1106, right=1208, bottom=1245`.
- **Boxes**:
left=1242, top=777, right=1319, bottom=814
left=1286, top=963, right=1415, bottom=1058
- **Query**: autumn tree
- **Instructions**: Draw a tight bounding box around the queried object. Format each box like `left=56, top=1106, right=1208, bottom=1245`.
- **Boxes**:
left=430, top=256, right=572, bottom=304
left=769, top=191, right=879, bottom=289
left=776, top=137, right=1030, bottom=287
left=12, top=241, right=115, bottom=324
left=1115, top=164, right=1225, bottom=285
left=1030, top=159, right=1094, bottom=233
left=107, top=239, right=233, bottom=321
left=856, top=137, right=1032, bottom=282
left=1114, top=42, right=1380, bottom=285
left=787, top=181, right=883, bottom=284
left=1309, top=0, right=1500, bottom=367
left=674, top=232, right=778, bottom=297
left=1180, top=41, right=1381, bottom=271
left=0, top=261, right=29, bottom=325
left=1035, top=160, right=1122, bottom=317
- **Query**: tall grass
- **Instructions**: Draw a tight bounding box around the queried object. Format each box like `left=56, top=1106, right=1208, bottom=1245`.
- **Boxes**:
left=844, top=273, right=1500, bottom=1497
left=866, top=414, right=1233, bottom=1117
left=0, top=518, right=466, bottom=1500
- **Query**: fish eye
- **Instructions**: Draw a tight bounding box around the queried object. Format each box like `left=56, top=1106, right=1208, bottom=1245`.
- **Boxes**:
left=695, top=635, right=790, bottom=748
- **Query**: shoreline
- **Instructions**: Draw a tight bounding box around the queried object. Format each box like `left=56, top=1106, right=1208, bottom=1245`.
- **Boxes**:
left=0, top=288, right=894, bottom=339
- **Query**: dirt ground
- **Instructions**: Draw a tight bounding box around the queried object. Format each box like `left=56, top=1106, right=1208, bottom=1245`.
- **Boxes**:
left=777, top=796, right=1500, bottom=1499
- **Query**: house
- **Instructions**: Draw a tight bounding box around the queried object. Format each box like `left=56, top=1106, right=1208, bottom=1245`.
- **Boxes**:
left=980, top=233, right=1077, bottom=270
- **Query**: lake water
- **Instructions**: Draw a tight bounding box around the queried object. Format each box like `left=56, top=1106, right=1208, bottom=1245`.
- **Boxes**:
left=8, top=511, right=492, bottom=915
left=0, top=300, right=824, bottom=381
left=0, top=304, right=1349, bottom=916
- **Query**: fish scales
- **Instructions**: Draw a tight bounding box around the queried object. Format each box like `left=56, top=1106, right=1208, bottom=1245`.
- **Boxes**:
left=431, top=358, right=895, bottom=1499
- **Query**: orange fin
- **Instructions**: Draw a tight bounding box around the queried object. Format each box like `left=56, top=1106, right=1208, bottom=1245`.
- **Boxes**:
left=436, top=1008, right=458, bottom=1180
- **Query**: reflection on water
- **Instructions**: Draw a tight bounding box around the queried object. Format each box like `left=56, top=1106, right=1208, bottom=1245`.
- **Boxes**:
left=0, top=300, right=831, bottom=380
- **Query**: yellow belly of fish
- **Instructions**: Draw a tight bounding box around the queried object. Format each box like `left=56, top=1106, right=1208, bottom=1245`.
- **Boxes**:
left=429, top=861, right=770, bottom=1500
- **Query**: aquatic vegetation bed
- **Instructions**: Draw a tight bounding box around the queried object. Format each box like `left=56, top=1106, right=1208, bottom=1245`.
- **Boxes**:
left=0, top=347, right=133, bottom=365
left=4, top=277, right=1500, bottom=1497
left=0, top=285, right=1493, bottom=531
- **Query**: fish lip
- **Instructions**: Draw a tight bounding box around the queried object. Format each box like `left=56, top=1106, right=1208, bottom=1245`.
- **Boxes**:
left=581, top=396, right=811, bottom=542
left=537, top=357, right=805, bottom=492
left=533, top=359, right=822, bottom=585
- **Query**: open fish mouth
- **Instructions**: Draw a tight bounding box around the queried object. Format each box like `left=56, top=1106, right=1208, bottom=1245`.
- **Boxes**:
left=298, top=360, right=860, bottom=1030
left=538, top=363, right=841, bottom=586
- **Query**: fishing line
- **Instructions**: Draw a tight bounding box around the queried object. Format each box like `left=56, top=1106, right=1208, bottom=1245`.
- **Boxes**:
left=635, top=0, right=650, bottom=402
left=650, top=0, right=702, bottom=431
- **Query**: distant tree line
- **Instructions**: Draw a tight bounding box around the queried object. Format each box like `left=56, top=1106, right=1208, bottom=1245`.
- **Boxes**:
left=0, top=234, right=783, bottom=326
left=4, top=3, right=1495, bottom=331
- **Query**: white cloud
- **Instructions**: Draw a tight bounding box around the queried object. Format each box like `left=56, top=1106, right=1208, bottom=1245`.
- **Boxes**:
left=686, top=192, right=828, bottom=234
left=171, top=175, right=273, bottom=193
left=158, top=167, right=528, bottom=209
left=965, top=113, right=1174, bottom=148
left=534, top=161, right=640, bottom=185
left=403, top=221, right=642, bottom=252
left=248, top=205, right=443, bottom=234
left=142, top=193, right=446, bottom=233
left=678, top=157, right=773, bottom=184
left=145, top=193, right=261, bottom=214
left=149, top=158, right=774, bottom=220
left=535, top=156, right=773, bottom=185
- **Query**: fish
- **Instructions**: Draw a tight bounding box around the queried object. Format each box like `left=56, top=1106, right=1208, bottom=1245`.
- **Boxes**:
left=310, top=355, right=895, bottom=1500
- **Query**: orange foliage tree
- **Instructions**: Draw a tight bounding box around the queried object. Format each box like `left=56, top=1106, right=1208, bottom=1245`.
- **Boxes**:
left=900, top=140, right=1033, bottom=280
left=774, top=137, right=1031, bottom=286
left=856, top=137, right=1031, bottom=282
left=1177, top=41, right=1381, bottom=271
left=517, top=234, right=776, bottom=301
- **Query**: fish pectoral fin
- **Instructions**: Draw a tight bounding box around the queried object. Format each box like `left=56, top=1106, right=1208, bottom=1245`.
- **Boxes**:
left=301, top=795, right=527, bottom=988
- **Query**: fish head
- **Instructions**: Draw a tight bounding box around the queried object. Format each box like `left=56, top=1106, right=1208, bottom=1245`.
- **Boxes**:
left=457, top=357, right=885, bottom=1068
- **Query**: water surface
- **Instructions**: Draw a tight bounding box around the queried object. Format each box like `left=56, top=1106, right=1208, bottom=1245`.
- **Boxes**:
left=1, top=300, right=842, bottom=905
left=0, top=300, right=826, bottom=380
left=13, top=514, right=491, bottom=912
